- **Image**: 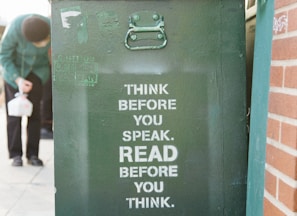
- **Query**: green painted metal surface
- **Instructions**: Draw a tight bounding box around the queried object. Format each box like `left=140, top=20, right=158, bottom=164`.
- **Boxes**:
left=246, top=0, right=274, bottom=215
left=52, top=1, right=247, bottom=215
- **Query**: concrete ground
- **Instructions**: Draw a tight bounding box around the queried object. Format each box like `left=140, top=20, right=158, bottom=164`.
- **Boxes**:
left=0, top=102, right=55, bottom=216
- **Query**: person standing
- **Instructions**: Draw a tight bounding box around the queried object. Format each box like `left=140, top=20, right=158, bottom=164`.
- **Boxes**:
left=0, top=14, right=51, bottom=166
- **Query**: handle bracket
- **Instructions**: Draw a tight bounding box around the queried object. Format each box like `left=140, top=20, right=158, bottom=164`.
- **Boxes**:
left=124, top=11, right=168, bottom=51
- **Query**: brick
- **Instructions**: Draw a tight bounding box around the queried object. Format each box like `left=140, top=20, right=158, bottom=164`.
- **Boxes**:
left=278, top=180, right=297, bottom=211
left=272, top=37, right=297, bottom=60
left=285, top=66, right=297, bottom=88
left=266, top=145, right=297, bottom=180
left=264, top=198, right=286, bottom=216
left=268, top=92, right=297, bottom=118
left=265, top=170, right=277, bottom=197
left=288, top=8, right=297, bottom=32
left=270, top=66, right=283, bottom=87
left=275, top=0, right=297, bottom=9
left=273, top=12, right=288, bottom=35
left=267, top=118, right=280, bottom=141
left=281, top=122, right=297, bottom=149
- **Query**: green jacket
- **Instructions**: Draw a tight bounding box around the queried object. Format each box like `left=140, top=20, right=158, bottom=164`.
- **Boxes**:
left=0, top=14, right=51, bottom=89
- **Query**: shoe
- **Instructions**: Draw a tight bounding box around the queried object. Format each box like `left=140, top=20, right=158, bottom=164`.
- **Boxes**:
left=40, top=128, right=53, bottom=139
left=28, top=155, right=43, bottom=166
left=12, top=156, right=23, bottom=167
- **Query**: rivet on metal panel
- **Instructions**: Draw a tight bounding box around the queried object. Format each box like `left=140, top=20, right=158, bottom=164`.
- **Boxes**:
left=152, top=14, right=159, bottom=21
left=132, top=15, right=140, bottom=22
left=157, top=33, right=163, bottom=40
left=130, top=34, right=137, bottom=41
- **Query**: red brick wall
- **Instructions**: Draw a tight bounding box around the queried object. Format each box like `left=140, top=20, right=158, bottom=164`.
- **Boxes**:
left=265, top=0, right=297, bottom=215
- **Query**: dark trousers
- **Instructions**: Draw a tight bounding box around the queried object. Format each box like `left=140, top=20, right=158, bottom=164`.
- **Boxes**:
left=41, top=69, right=52, bottom=131
left=4, top=73, right=42, bottom=159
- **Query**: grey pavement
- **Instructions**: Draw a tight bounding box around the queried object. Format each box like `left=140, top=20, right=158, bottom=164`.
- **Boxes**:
left=0, top=104, right=55, bottom=216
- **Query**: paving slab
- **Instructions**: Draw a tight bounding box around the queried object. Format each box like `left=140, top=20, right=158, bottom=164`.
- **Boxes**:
left=0, top=105, right=55, bottom=216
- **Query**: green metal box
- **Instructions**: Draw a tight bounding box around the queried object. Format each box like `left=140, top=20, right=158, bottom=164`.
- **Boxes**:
left=52, top=0, right=247, bottom=215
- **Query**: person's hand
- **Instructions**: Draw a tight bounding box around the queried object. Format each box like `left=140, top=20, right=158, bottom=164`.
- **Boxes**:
left=15, top=77, right=33, bottom=94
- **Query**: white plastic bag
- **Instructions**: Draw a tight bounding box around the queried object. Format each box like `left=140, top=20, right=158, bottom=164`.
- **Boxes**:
left=7, top=93, right=33, bottom=117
